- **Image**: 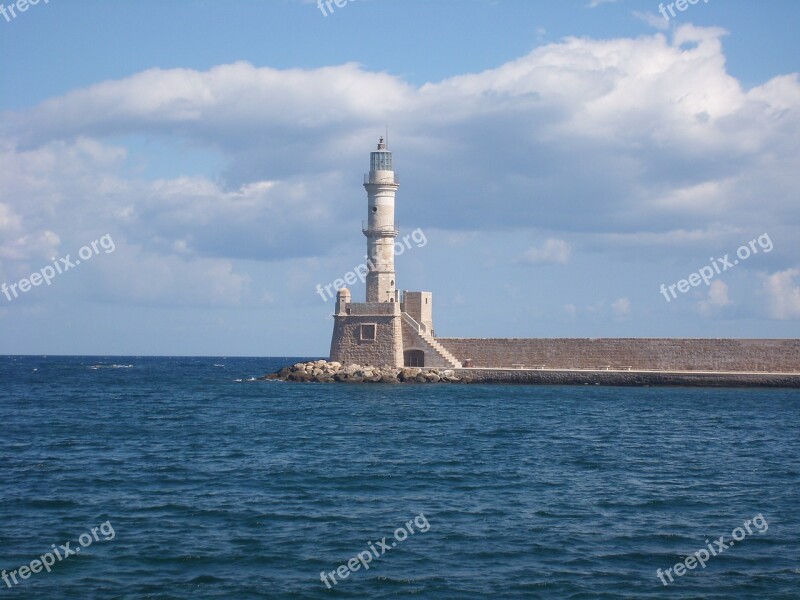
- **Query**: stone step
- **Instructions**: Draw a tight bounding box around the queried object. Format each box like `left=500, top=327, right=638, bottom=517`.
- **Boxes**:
left=402, top=312, right=461, bottom=368
left=418, top=331, right=462, bottom=368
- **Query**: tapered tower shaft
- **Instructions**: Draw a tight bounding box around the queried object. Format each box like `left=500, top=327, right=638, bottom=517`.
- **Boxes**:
left=363, top=137, right=399, bottom=302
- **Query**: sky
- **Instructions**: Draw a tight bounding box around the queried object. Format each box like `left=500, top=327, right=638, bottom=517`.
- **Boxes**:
left=0, top=0, right=799, bottom=356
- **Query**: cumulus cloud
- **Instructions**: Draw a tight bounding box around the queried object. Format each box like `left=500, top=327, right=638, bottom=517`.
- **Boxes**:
left=520, top=238, right=571, bottom=265
left=0, top=203, right=60, bottom=263
left=696, top=279, right=731, bottom=314
left=612, top=297, right=631, bottom=318
left=0, top=25, right=798, bottom=312
left=762, top=269, right=800, bottom=320
left=633, top=11, right=671, bottom=30
left=6, top=28, right=799, bottom=236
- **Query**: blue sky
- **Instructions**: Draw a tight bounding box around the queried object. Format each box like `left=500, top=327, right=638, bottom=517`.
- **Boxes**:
left=1, top=0, right=799, bottom=355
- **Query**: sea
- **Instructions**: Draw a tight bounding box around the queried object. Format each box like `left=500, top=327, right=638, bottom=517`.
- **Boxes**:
left=1, top=355, right=799, bottom=599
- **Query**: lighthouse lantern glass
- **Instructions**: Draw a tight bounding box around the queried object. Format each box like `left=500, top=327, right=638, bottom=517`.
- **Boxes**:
left=370, top=151, right=392, bottom=172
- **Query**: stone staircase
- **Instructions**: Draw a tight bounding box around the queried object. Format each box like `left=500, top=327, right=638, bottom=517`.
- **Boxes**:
left=402, top=313, right=462, bottom=369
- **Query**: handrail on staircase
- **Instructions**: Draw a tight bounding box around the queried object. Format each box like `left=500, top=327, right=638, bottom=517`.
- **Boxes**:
left=401, top=312, right=461, bottom=368
left=402, top=312, right=428, bottom=335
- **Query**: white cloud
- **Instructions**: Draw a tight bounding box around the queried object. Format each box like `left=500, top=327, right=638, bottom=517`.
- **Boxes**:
left=708, top=280, right=731, bottom=306
left=633, top=10, right=670, bottom=30
left=762, top=269, right=800, bottom=320
left=696, top=280, right=731, bottom=314
left=88, top=239, right=251, bottom=308
left=520, top=238, right=571, bottom=265
left=1, top=26, right=798, bottom=314
left=612, top=297, right=631, bottom=318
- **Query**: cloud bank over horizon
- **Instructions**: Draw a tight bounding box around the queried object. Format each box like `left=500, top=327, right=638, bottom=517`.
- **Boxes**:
left=1, top=23, right=798, bottom=352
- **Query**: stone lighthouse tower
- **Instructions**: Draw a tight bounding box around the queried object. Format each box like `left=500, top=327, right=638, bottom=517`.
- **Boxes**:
left=329, top=137, right=461, bottom=369
left=364, top=137, right=399, bottom=303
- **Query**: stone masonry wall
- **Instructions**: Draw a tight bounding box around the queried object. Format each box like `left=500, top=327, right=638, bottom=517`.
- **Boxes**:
left=437, top=338, right=800, bottom=373
left=401, top=319, right=451, bottom=368
left=456, top=369, right=800, bottom=387
left=330, top=314, right=403, bottom=367
left=402, top=292, right=433, bottom=331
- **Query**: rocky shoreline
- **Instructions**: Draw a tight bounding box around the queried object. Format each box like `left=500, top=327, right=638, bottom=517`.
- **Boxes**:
left=260, top=360, right=800, bottom=387
left=261, top=360, right=470, bottom=384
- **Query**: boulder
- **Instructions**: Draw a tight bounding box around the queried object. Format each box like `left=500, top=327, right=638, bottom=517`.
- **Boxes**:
left=288, top=371, right=313, bottom=382
left=265, top=361, right=473, bottom=384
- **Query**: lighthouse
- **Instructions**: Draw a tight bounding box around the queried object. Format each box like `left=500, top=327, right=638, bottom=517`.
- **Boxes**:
left=329, top=137, right=461, bottom=369
left=363, top=136, right=399, bottom=303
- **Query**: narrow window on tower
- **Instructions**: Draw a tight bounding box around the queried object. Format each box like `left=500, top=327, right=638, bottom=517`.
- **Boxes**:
left=360, top=324, right=377, bottom=341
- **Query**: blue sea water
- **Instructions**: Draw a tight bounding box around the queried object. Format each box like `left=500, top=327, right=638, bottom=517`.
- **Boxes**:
left=1, top=355, right=799, bottom=599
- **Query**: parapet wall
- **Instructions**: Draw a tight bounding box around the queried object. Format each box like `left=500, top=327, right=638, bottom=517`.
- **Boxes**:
left=437, top=338, right=800, bottom=373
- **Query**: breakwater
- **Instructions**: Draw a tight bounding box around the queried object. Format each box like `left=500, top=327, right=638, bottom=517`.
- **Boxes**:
left=437, top=338, right=800, bottom=372
left=263, top=361, right=800, bottom=388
